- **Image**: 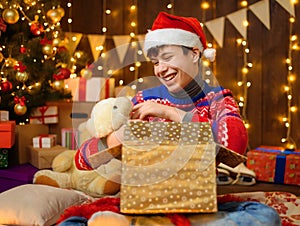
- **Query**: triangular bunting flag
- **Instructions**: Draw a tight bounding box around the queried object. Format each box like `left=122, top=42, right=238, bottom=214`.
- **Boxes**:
left=205, top=17, right=225, bottom=48
left=136, top=34, right=148, bottom=60
left=249, top=0, right=270, bottom=30
left=227, top=8, right=248, bottom=39
left=275, top=0, right=295, bottom=17
left=87, top=34, right=106, bottom=61
left=112, top=35, right=132, bottom=63
left=65, top=32, right=83, bottom=56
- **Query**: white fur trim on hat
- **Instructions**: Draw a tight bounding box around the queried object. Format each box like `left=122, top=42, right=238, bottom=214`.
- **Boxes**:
left=144, top=28, right=203, bottom=53
left=203, top=48, right=216, bottom=62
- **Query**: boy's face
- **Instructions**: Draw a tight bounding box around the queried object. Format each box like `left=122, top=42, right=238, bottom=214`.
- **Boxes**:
left=149, top=45, right=199, bottom=93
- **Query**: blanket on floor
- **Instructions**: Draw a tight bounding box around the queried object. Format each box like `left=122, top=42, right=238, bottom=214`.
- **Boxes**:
left=57, top=191, right=300, bottom=226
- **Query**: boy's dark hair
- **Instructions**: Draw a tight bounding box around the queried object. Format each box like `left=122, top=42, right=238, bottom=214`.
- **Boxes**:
left=147, top=45, right=195, bottom=58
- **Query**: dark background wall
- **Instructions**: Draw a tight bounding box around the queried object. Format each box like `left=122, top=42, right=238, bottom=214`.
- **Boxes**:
left=60, top=0, right=300, bottom=150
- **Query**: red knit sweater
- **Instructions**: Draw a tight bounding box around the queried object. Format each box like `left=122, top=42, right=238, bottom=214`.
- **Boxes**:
left=131, top=83, right=248, bottom=156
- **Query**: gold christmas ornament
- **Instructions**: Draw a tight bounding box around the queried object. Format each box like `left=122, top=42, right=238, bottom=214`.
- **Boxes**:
left=52, top=79, right=65, bottom=91
left=80, top=68, right=93, bottom=79
left=56, top=7, right=65, bottom=18
left=2, top=8, right=20, bottom=24
left=46, top=8, right=63, bottom=24
left=5, top=57, right=17, bottom=67
left=42, top=44, right=54, bottom=56
left=23, top=0, right=37, bottom=5
left=14, top=103, right=27, bottom=116
left=16, top=71, right=29, bottom=83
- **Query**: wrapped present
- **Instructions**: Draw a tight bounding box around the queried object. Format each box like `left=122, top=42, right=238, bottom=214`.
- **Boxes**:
left=0, top=163, right=39, bottom=192
left=9, top=124, right=49, bottom=165
left=247, top=146, right=300, bottom=185
left=0, top=121, right=15, bottom=148
left=120, top=121, right=218, bottom=214
left=65, top=77, right=115, bottom=102
left=27, top=145, right=67, bottom=169
left=0, top=110, right=9, bottom=121
left=32, top=134, right=57, bottom=148
left=30, top=106, right=58, bottom=124
left=61, top=128, right=80, bottom=150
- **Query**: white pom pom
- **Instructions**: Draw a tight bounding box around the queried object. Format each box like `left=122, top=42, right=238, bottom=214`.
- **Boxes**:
left=203, top=48, right=216, bottom=62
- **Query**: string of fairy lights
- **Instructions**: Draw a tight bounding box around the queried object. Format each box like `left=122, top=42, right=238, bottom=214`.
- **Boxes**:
left=236, top=38, right=252, bottom=130
left=281, top=14, right=299, bottom=150
left=64, top=0, right=299, bottom=148
left=236, top=1, right=252, bottom=132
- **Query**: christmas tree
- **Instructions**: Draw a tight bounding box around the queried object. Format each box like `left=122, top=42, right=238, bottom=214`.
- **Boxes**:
left=0, top=0, right=88, bottom=124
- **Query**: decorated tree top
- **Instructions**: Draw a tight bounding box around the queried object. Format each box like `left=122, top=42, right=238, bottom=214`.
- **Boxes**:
left=0, top=0, right=89, bottom=124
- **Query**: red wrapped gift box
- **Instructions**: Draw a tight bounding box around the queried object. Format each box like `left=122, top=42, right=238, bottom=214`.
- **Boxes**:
left=32, top=134, right=57, bottom=148
left=30, top=106, right=58, bottom=124
left=65, top=77, right=115, bottom=102
left=247, top=146, right=300, bottom=185
left=0, top=121, right=16, bottom=148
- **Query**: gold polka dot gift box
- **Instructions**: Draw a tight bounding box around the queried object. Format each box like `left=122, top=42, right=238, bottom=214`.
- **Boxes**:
left=120, top=121, right=219, bottom=214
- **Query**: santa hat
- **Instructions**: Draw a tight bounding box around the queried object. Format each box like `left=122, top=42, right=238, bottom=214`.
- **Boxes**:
left=144, top=12, right=216, bottom=62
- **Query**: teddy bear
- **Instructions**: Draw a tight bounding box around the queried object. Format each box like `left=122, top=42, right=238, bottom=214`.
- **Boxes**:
left=33, top=97, right=133, bottom=197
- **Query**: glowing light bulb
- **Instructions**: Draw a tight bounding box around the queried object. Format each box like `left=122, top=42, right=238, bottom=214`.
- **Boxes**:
left=291, top=35, right=297, bottom=41
left=243, top=20, right=249, bottom=27
left=284, top=86, right=290, bottom=92
left=290, top=17, right=295, bottom=23
left=236, top=39, right=243, bottom=45
left=242, top=67, right=248, bottom=74
left=131, top=22, right=136, bottom=27
left=201, top=2, right=210, bottom=9
left=240, top=1, right=248, bottom=7
left=288, top=74, right=296, bottom=82
left=290, top=106, right=297, bottom=112
left=167, top=3, right=173, bottom=9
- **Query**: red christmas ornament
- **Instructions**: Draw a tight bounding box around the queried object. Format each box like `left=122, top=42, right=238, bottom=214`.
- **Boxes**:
left=30, top=21, right=44, bottom=36
left=0, top=80, right=13, bottom=92
left=57, top=68, right=71, bottom=79
left=20, top=45, right=27, bottom=54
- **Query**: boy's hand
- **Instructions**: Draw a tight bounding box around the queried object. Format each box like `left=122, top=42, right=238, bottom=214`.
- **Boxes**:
left=131, top=101, right=186, bottom=122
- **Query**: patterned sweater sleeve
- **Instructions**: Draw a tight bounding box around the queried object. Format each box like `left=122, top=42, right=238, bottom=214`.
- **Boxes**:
left=190, top=90, right=248, bottom=155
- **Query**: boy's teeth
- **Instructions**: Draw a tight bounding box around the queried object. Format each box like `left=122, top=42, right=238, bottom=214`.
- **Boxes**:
left=165, top=74, right=175, bottom=81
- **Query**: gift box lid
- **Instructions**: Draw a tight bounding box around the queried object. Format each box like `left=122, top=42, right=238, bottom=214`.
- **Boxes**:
left=0, top=121, right=15, bottom=131
left=0, top=163, right=38, bottom=182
